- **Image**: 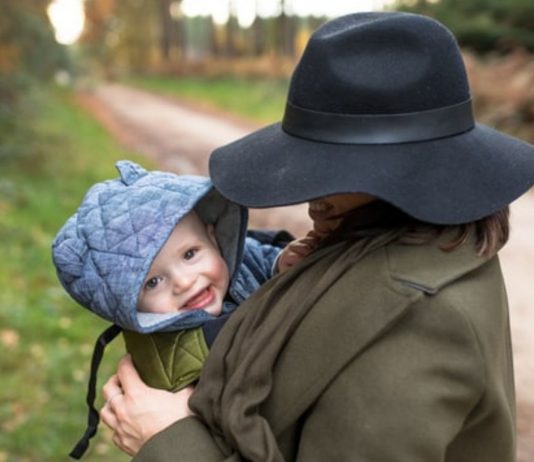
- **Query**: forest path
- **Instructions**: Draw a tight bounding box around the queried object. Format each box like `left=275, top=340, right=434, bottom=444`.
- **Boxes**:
left=78, top=83, right=534, bottom=460
left=77, top=83, right=311, bottom=235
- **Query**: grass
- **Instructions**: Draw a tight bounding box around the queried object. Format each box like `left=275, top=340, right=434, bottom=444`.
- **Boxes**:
left=0, top=85, right=154, bottom=461
left=0, top=75, right=285, bottom=462
left=124, top=74, right=289, bottom=124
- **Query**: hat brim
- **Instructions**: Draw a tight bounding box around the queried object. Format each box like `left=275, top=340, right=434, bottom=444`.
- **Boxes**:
left=209, top=123, right=534, bottom=224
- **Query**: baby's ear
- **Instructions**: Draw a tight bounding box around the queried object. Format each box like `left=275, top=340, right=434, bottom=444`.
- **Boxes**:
left=206, top=223, right=218, bottom=246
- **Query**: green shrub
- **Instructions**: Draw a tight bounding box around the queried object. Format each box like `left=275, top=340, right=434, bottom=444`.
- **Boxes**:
left=393, top=0, right=534, bottom=53
left=0, top=86, right=148, bottom=461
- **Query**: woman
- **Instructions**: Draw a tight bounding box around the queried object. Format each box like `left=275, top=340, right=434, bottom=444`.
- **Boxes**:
left=100, top=12, right=534, bottom=461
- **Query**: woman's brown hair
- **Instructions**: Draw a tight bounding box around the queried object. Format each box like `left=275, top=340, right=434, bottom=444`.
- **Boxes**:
left=400, top=206, right=510, bottom=257
left=318, top=201, right=510, bottom=258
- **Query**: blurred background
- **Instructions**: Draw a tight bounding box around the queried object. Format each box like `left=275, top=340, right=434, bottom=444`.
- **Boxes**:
left=1, top=0, right=533, bottom=460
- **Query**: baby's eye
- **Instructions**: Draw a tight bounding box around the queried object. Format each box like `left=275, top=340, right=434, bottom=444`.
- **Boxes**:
left=183, top=247, right=198, bottom=260
left=144, top=276, right=162, bottom=290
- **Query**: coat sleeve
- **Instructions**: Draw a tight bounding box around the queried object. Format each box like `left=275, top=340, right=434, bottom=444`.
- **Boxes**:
left=240, top=235, right=286, bottom=283
left=294, top=294, right=491, bottom=462
left=133, top=416, right=231, bottom=462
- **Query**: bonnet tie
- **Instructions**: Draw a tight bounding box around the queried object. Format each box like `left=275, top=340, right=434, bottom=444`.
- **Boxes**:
left=69, top=324, right=122, bottom=459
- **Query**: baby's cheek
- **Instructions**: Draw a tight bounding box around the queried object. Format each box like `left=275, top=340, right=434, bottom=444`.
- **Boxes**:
left=214, top=257, right=230, bottom=288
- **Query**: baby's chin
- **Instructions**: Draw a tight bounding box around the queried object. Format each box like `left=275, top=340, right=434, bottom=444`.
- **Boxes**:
left=177, top=301, right=223, bottom=318
left=200, top=304, right=223, bottom=317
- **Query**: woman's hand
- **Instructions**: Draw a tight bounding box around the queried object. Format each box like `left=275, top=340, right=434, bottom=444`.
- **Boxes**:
left=277, top=231, right=323, bottom=273
left=100, top=354, right=194, bottom=456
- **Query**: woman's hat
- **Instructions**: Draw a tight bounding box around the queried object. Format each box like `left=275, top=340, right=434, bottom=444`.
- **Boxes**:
left=209, top=12, right=534, bottom=224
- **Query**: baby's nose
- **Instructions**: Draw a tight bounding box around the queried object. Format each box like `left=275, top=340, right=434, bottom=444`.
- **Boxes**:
left=171, top=270, right=195, bottom=292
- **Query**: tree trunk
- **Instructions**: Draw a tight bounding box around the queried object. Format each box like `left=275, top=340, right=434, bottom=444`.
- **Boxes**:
left=157, top=0, right=174, bottom=62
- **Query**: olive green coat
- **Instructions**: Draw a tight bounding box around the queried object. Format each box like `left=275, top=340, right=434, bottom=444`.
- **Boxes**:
left=134, top=237, right=516, bottom=462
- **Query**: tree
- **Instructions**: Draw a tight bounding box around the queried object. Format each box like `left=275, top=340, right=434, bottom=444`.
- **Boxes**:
left=1, top=0, right=68, bottom=80
left=80, top=0, right=119, bottom=76
left=0, top=0, right=68, bottom=160
left=394, top=0, right=534, bottom=53
left=113, top=0, right=158, bottom=72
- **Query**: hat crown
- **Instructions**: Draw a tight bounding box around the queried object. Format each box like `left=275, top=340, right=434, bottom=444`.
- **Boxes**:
left=289, top=12, right=470, bottom=115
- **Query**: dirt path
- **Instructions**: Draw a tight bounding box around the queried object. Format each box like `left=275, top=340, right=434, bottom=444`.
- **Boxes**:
left=79, top=83, right=534, bottom=459
left=500, top=197, right=534, bottom=461
left=77, top=84, right=311, bottom=235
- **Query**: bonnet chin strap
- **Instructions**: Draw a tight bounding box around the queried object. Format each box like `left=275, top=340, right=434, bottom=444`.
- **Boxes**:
left=69, top=324, right=122, bottom=460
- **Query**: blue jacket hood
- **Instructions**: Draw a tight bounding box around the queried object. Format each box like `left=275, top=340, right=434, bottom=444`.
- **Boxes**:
left=52, top=160, right=247, bottom=333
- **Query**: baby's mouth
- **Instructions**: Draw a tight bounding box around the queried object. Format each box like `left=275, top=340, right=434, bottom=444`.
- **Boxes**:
left=182, top=287, right=214, bottom=310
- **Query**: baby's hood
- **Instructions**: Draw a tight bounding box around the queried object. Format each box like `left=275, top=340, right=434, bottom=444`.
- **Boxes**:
left=52, top=160, right=247, bottom=333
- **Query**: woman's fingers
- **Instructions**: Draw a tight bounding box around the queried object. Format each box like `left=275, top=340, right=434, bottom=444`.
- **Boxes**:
left=102, top=355, right=144, bottom=411
left=100, top=354, right=195, bottom=455
left=100, top=398, right=119, bottom=429
left=102, top=373, right=122, bottom=402
left=288, top=241, right=314, bottom=256
left=117, top=354, right=146, bottom=395
left=278, top=232, right=324, bottom=273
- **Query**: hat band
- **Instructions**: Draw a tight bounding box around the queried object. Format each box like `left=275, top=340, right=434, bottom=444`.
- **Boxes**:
left=282, top=99, right=475, bottom=144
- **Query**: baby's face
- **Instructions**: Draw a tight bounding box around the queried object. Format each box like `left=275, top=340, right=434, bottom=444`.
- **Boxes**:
left=138, top=211, right=229, bottom=317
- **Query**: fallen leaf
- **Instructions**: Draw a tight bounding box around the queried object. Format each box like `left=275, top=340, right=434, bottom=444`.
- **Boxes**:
left=0, top=329, right=19, bottom=349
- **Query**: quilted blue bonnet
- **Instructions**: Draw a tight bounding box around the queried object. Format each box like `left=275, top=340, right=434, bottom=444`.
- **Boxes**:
left=52, top=160, right=246, bottom=333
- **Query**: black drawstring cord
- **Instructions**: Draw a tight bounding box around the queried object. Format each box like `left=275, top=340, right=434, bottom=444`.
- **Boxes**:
left=69, top=324, right=122, bottom=459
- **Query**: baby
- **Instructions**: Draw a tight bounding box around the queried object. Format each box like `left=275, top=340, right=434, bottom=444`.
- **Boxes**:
left=52, top=160, right=291, bottom=458
left=138, top=209, right=230, bottom=314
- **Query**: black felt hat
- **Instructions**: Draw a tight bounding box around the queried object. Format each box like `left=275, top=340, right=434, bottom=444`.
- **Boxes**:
left=209, top=12, right=534, bottom=224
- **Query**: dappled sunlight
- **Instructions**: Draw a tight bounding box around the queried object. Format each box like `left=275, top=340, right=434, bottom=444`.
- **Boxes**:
left=47, top=0, right=85, bottom=45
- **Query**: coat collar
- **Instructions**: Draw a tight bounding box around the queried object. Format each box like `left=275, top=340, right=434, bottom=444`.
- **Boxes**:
left=387, top=231, right=490, bottom=294
left=263, top=236, right=491, bottom=434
